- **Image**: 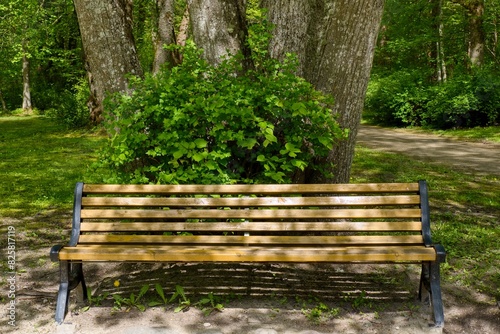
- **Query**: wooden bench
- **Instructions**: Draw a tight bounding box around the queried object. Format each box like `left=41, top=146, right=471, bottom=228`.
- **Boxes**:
left=50, top=180, right=446, bottom=327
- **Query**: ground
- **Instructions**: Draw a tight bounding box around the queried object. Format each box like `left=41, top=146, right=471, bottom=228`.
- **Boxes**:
left=1, top=126, right=499, bottom=334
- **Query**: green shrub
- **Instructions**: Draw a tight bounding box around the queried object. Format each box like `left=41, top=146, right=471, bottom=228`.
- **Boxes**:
left=365, top=68, right=500, bottom=129
left=364, top=71, right=429, bottom=126
left=45, top=79, right=90, bottom=128
left=97, top=23, right=344, bottom=184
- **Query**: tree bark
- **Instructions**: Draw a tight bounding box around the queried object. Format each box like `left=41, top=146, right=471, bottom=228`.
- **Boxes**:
left=22, top=48, right=32, bottom=112
left=152, top=0, right=177, bottom=73
left=466, top=0, right=485, bottom=66
left=73, top=0, right=143, bottom=123
left=0, top=90, right=6, bottom=112
left=263, top=0, right=385, bottom=183
left=187, top=0, right=250, bottom=68
left=431, top=0, right=447, bottom=82
left=177, top=5, right=190, bottom=47
left=452, top=0, right=485, bottom=66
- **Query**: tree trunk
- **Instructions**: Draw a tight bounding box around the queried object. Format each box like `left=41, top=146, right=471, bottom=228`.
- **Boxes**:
left=22, top=49, right=32, bottom=112
left=0, top=90, right=7, bottom=112
left=177, top=5, right=190, bottom=47
left=73, top=0, right=143, bottom=123
left=263, top=0, right=385, bottom=183
left=453, top=0, right=485, bottom=66
left=152, top=0, right=177, bottom=73
left=431, top=0, right=447, bottom=82
left=466, top=0, right=485, bottom=66
left=187, top=0, right=250, bottom=68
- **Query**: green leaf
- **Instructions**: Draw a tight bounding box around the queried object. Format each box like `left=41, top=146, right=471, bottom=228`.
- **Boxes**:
left=193, top=152, right=206, bottom=162
left=237, top=138, right=258, bottom=149
left=173, top=150, right=184, bottom=160
left=138, top=284, right=149, bottom=298
left=194, top=138, right=208, bottom=148
left=155, top=284, right=167, bottom=303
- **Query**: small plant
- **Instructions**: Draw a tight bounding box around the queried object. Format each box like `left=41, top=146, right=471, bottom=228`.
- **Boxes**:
left=169, top=285, right=192, bottom=313
left=297, top=295, right=340, bottom=324
left=81, top=287, right=109, bottom=312
left=352, top=290, right=368, bottom=310
left=148, top=283, right=169, bottom=307
left=112, top=284, right=149, bottom=312
left=196, top=292, right=224, bottom=316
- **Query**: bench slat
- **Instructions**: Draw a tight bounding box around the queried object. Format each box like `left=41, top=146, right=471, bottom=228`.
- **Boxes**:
left=83, top=183, right=420, bottom=195
left=78, top=234, right=424, bottom=245
left=80, top=221, right=423, bottom=232
left=80, top=208, right=422, bottom=219
left=58, top=245, right=437, bottom=262
left=81, top=195, right=421, bottom=207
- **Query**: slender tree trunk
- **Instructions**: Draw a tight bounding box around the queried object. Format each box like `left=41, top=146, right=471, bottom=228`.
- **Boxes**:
left=0, top=90, right=7, bottom=112
left=177, top=5, right=190, bottom=47
left=73, top=0, right=143, bottom=123
left=22, top=49, right=32, bottom=112
left=152, top=0, right=177, bottom=73
left=263, top=0, right=385, bottom=183
left=431, top=0, right=447, bottom=82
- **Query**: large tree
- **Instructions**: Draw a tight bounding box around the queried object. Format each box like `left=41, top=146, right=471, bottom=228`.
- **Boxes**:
left=73, top=0, right=143, bottom=122
left=188, top=0, right=385, bottom=183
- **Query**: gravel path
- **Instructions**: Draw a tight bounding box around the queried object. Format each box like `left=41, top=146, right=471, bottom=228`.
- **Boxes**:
left=357, top=125, right=500, bottom=176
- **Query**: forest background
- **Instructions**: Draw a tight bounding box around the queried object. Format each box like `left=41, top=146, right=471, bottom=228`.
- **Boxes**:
left=1, top=0, right=499, bottom=129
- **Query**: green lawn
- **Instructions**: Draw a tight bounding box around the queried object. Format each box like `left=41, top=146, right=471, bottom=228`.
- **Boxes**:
left=1, top=115, right=498, bottom=301
left=351, top=146, right=500, bottom=300
left=0, top=116, right=105, bottom=217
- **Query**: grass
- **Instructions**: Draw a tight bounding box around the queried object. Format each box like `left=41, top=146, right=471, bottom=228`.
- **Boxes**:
left=1, top=115, right=498, bottom=302
left=351, top=146, right=500, bottom=299
left=0, top=116, right=105, bottom=217
left=422, top=126, right=500, bottom=144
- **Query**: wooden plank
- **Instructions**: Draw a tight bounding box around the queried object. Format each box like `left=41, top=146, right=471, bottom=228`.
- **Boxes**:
left=80, top=221, right=423, bottom=232
left=81, top=195, right=421, bottom=207
left=78, top=234, right=424, bottom=245
left=58, top=245, right=437, bottom=262
left=80, top=208, right=422, bottom=220
left=83, top=183, right=420, bottom=195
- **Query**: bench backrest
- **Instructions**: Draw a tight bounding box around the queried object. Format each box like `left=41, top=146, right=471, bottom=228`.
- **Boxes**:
left=67, top=181, right=434, bottom=251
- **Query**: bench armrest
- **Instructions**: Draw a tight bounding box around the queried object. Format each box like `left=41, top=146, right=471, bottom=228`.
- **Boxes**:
left=50, top=245, right=63, bottom=262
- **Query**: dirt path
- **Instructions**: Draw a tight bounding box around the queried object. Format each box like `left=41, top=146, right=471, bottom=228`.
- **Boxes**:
left=357, top=125, right=500, bottom=176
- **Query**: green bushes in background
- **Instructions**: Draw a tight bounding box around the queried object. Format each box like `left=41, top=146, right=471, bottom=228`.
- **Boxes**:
left=365, top=67, right=500, bottom=129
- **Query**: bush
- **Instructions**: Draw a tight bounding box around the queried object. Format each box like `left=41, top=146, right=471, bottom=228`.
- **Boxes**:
left=45, top=79, right=90, bottom=128
left=364, top=71, right=430, bottom=127
left=96, top=25, right=344, bottom=184
left=365, top=68, right=500, bottom=129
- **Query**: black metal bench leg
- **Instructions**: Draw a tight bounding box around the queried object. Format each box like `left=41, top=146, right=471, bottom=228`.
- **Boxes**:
left=419, top=262, right=444, bottom=328
left=429, top=261, right=444, bottom=328
left=69, top=263, right=87, bottom=302
left=55, top=261, right=70, bottom=324
left=55, top=262, right=87, bottom=324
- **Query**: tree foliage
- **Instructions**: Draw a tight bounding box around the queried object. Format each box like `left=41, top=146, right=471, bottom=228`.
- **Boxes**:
left=367, top=0, right=500, bottom=129
left=0, top=0, right=84, bottom=115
